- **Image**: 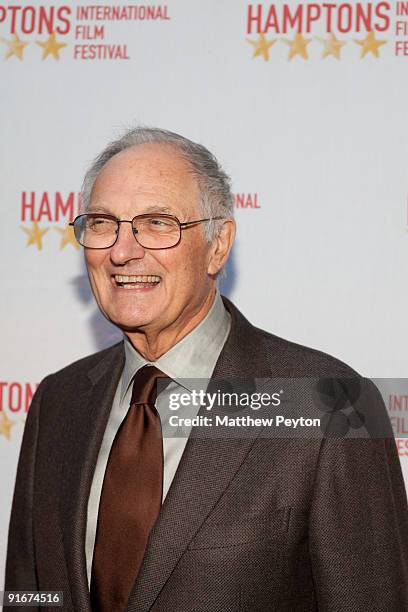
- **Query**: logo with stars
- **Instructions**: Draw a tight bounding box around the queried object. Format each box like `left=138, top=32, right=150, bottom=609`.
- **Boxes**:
left=0, top=381, right=37, bottom=440
left=245, top=2, right=407, bottom=62
left=19, top=191, right=81, bottom=251
left=0, top=4, right=171, bottom=62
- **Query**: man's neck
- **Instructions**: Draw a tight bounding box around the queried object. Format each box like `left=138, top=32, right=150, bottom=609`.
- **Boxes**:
left=124, top=289, right=217, bottom=361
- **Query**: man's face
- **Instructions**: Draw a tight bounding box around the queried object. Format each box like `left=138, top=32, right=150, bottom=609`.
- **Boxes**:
left=85, top=143, right=219, bottom=340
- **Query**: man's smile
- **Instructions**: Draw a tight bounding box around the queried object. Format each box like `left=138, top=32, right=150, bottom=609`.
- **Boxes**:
left=112, top=274, right=162, bottom=290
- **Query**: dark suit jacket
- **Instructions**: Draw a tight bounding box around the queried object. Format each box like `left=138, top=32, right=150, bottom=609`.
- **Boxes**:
left=5, top=298, right=408, bottom=611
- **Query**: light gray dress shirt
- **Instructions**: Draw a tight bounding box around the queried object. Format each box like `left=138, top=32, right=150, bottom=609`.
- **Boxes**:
left=85, top=291, right=231, bottom=585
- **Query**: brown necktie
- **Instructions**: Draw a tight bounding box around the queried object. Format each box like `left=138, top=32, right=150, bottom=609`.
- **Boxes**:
left=90, top=365, right=167, bottom=612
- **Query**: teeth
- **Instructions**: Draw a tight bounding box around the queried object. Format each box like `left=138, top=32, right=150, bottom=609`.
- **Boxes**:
left=114, top=274, right=161, bottom=283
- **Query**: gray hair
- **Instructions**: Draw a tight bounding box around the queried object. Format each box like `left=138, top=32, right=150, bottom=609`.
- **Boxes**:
left=81, top=126, right=234, bottom=241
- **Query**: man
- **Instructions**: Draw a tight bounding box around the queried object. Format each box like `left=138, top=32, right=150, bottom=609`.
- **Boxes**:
left=5, top=127, right=408, bottom=611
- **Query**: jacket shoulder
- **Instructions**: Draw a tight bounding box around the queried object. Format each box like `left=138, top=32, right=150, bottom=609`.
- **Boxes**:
left=222, top=295, right=359, bottom=379
left=44, top=341, right=124, bottom=384
left=254, top=325, right=360, bottom=378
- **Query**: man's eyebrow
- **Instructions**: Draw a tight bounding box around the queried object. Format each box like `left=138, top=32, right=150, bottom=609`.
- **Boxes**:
left=87, top=205, right=114, bottom=214
left=87, top=204, right=175, bottom=215
left=142, top=204, right=175, bottom=214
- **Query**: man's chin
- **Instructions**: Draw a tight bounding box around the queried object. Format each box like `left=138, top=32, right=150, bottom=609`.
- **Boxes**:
left=109, top=319, right=151, bottom=333
left=105, top=312, right=156, bottom=333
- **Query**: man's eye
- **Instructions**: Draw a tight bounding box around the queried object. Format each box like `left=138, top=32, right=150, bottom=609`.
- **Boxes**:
left=150, top=218, right=167, bottom=226
left=88, top=217, right=114, bottom=231
left=149, top=218, right=174, bottom=228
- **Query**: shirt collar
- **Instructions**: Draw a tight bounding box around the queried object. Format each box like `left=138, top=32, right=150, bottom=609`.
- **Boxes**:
left=121, top=291, right=231, bottom=400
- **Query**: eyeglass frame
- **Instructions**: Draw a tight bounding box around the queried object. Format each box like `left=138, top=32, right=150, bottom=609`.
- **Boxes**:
left=69, top=212, right=226, bottom=250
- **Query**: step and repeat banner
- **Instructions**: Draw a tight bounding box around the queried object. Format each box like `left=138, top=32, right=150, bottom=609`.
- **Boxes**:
left=1, top=0, right=408, bottom=587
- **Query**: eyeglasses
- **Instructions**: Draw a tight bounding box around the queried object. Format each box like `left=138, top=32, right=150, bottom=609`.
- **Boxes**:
left=69, top=213, right=225, bottom=250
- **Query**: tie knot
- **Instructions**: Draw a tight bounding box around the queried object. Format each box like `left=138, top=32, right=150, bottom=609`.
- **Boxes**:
left=130, top=365, right=169, bottom=405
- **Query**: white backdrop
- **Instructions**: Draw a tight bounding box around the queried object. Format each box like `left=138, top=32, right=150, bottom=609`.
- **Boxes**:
left=1, top=0, right=408, bottom=589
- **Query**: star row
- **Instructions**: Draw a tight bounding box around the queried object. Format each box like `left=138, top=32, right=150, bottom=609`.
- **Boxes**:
left=247, top=31, right=387, bottom=61
left=1, top=32, right=67, bottom=60
left=21, top=222, right=79, bottom=250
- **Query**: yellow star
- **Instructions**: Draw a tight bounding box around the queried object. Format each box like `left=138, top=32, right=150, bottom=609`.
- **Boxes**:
left=354, top=31, right=387, bottom=58
left=1, top=34, right=29, bottom=60
left=246, top=33, right=277, bottom=61
left=36, top=31, right=67, bottom=60
left=0, top=412, right=15, bottom=440
left=282, top=33, right=312, bottom=61
left=316, top=32, right=346, bottom=60
left=21, top=222, right=49, bottom=250
left=54, top=223, right=80, bottom=250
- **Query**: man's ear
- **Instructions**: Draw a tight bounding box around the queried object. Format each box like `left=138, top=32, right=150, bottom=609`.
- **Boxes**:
left=207, top=218, right=236, bottom=276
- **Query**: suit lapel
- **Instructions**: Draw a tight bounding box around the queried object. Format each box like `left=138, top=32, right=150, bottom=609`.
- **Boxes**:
left=126, top=299, right=289, bottom=612
left=60, top=342, right=125, bottom=612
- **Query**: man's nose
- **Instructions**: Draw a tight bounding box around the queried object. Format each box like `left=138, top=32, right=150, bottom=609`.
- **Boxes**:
left=109, top=221, right=146, bottom=264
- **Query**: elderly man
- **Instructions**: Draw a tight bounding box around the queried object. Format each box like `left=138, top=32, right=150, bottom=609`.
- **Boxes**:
left=5, top=127, right=408, bottom=611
